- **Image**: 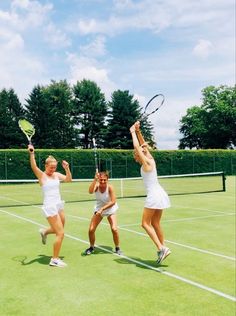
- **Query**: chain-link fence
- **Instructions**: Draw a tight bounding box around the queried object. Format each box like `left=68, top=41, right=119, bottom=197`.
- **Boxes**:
left=1, top=150, right=235, bottom=179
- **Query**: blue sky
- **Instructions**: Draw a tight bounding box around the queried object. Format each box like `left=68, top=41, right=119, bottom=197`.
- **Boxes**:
left=0, top=0, right=235, bottom=149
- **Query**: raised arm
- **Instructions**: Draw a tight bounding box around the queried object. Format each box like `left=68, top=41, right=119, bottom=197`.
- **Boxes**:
left=28, top=144, right=43, bottom=180
left=88, top=172, right=99, bottom=194
left=130, top=123, right=153, bottom=171
left=57, top=160, right=72, bottom=182
left=134, top=121, right=145, bottom=146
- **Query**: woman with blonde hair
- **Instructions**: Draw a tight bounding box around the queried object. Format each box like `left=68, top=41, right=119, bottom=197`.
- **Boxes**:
left=130, top=121, right=171, bottom=264
left=28, top=144, right=72, bottom=267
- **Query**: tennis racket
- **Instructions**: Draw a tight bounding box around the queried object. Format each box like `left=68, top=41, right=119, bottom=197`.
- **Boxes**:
left=92, top=138, right=99, bottom=173
left=18, top=119, right=35, bottom=152
left=140, top=93, right=165, bottom=120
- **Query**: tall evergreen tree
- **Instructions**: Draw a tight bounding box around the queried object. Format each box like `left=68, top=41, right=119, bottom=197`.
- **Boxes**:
left=72, top=79, right=107, bottom=148
left=25, top=81, right=76, bottom=148
left=42, top=80, right=75, bottom=148
left=24, top=85, right=51, bottom=148
left=104, top=90, right=154, bottom=149
left=0, top=88, right=25, bottom=148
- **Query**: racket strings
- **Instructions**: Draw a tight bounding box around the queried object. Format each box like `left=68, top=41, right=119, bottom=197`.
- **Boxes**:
left=23, top=128, right=35, bottom=137
left=142, top=94, right=165, bottom=119
left=19, top=120, right=35, bottom=139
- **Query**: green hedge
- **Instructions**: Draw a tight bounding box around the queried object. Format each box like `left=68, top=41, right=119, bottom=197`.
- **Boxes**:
left=0, top=149, right=235, bottom=180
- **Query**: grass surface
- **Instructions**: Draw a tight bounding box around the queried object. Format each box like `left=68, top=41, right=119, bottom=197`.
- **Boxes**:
left=0, top=176, right=235, bottom=315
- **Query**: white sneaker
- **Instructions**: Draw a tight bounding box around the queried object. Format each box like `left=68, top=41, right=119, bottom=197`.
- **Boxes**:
left=49, top=258, right=67, bottom=268
left=39, top=228, right=47, bottom=245
left=157, top=247, right=171, bottom=264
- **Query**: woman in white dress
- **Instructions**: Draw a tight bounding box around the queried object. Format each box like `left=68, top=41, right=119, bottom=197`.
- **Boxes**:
left=130, top=121, right=171, bottom=264
left=84, top=171, right=122, bottom=256
left=28, top=144, right=72, bottom=267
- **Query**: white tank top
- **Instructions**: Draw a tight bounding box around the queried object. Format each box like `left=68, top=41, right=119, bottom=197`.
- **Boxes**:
left=141, top=163, right=160, bottom=194
left=94, top=186, right=118, bottom=212
left=42, top=177, right=61, bottom=205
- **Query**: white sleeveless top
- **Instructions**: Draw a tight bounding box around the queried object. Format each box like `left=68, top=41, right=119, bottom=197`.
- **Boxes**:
left=94, top=186, right=118, bottom=216
left=141, top=163, right=171, bottom=210
left=42, top=177, right=62, bottom=206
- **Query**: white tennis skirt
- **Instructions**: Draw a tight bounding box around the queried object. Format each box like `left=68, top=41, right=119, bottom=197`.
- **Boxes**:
left=42, top=200, right=65, bottom=218
left=94, top=203, right=118, bottom=217
left=144, top=186, right=171, bottom=210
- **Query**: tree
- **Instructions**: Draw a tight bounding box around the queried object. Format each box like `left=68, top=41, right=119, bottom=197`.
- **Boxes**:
left=25, top=81, right=76, bottom=148
left=0, top=88, right=25, bottom=148
left=24, top=85, right=50, bottom=148
left=72, top=79, right=107, bottom=148
left=43, top=80, right=76, bottom=148
left=179, top=85, right=236, bottom=149
left=104, top=90, right=154, bottom=149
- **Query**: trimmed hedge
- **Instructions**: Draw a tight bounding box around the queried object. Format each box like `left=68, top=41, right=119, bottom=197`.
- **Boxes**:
left=0, top=149, right=235, bottom=180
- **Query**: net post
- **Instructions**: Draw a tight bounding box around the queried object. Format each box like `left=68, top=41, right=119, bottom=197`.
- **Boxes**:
left=222, top=172, right=226, bottom=192
left=120, top=179, right=124, bottom=198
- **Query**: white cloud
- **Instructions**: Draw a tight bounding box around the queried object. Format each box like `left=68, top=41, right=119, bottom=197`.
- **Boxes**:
left=66, top=53, right=116, bottom=98
left=71, top=0, right=234, bottom=38
left=193, top=39, right=213, bottom=59
left=7, top=0, right=53, bottom=30
left=80, top=36, right=107, bottom=57
left=44, top=22, right=71, bottom=48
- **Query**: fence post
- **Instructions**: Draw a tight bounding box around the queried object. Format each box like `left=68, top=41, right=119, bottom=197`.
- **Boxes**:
left=5, top=152, right=7, bottom=180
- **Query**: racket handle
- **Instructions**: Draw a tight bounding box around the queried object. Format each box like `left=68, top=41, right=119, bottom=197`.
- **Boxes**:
left=29, top=141, right=34, bottom=152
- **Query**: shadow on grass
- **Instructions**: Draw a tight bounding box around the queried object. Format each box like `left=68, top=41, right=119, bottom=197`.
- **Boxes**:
left=114, top=255, right=168, bottom=272
left=81, top=245, right=114, bottom=257
left=12, top=254, right=64, bottom=266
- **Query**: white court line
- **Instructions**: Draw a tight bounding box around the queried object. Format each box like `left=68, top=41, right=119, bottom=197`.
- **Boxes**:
left=119, top=197, right=234, bottom=215
left=1, top=195, right=235, bottom=261
left=68, top=214, right=236, bottom=262
left=0, top=208, right=235, bottom=303
left=120, top=226, right=236, bottom=261
left=119, top=213, right=235, bottom=225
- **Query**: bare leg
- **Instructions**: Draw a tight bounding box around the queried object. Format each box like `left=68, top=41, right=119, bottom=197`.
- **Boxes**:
left=44, top=210, right=65, bottom=236
left=141, top=208, right=163, bottom=251
left=107, top=214, right=119, bottom=247
left=151, top=209, right=164, bottom=245
left=88, top=214, right=103, bottom=247
left=47, top=214, right=64, bottom=258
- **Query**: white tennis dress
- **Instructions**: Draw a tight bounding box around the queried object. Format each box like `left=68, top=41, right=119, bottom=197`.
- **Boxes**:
left=41, top=177, right=64, bottom=218
left=94, top=186, right=118, bottom=217
left=141, top=163, right=171, bottom=210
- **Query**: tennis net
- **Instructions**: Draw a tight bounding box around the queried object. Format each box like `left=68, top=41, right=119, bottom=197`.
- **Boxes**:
left=0, top=171, right=225, bottom=208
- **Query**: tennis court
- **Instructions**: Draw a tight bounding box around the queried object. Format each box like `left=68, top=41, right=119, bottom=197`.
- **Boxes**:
left=0, top=175, right=235, bottom=315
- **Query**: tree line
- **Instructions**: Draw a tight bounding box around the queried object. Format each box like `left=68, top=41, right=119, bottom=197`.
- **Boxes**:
left=0, top=80, right=235, bottom=149
left=0, top=79, right=153, bottom=149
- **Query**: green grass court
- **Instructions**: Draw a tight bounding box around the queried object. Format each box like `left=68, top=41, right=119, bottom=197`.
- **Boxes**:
left=0, top=176, right=235, bottom=315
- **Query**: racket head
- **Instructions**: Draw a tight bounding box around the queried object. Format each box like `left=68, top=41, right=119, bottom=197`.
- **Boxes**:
left=18, top=119, right=35, bottom=143
left=142, top=93, right=165, bottom=119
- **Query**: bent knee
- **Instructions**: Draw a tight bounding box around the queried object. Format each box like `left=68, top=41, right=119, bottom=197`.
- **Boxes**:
left=141, top=222, right=147, bottom=229
left=56, top=230, right=64, bottom=238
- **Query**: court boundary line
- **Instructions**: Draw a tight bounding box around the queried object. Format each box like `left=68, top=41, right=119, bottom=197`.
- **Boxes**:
left=1, top=208, right=235, bottom=303
left=0, top=196, right=234, bottom=261
left=119, top=212, right=235, bottom=225
left=67, top=214, right=236, bottom=262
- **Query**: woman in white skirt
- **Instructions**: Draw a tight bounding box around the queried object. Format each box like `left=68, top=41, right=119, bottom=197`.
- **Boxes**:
left=130, top=121, right=171, bottom=264
left=28, top=144, right=72, bottom=267
left=84, top=171, right=122, bottom=255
